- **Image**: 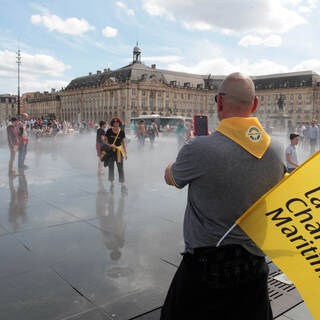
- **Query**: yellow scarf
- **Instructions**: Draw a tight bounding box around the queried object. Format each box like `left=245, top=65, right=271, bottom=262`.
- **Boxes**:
left=216, top=117, right=270, bottom=159
left=114, top=145, right=125, bottom=163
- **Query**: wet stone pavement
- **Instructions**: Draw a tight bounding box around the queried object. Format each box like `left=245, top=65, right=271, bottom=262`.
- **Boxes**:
left=0, top=132, right=314, bottom=320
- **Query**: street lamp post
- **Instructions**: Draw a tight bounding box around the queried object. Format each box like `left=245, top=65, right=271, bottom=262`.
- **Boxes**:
left=16, top=49, right=21, bottom=116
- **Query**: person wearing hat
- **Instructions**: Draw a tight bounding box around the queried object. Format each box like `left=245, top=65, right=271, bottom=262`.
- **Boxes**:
left=285, top=133, right=299, bottom=173
left=105, top=117, right=128, bottom=192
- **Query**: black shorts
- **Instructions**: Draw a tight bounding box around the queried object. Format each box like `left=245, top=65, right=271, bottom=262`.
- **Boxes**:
left=161, top=245, right=273, bottom=320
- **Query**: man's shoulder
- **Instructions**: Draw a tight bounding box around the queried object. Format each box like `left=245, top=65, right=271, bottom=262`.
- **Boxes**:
left=285, top=144, right=293, bottom=153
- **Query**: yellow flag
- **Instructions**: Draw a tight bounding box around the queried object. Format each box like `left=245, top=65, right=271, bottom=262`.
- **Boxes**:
left=238, top=151, right=320, bottom=320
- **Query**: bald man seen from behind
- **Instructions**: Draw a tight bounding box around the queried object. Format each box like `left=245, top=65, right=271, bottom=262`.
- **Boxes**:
left=162, top=73, right=286, bottom=320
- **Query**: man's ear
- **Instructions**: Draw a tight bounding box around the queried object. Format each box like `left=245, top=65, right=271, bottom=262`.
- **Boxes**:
left=251, top=96, right=258, bottom=114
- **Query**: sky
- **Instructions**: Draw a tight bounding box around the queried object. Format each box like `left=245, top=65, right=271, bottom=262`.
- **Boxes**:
left=1, top=0, right=320, bottom=94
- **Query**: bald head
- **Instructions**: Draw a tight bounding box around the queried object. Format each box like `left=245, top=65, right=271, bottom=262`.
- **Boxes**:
left=219, top=72, right=255, bottom=111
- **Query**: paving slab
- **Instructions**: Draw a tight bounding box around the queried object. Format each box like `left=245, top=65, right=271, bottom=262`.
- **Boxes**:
left=0, top=266, right=93, bottom=320
left=0, top=234, right=43, bottom=278
left=282, top=303, right=314, bottom=320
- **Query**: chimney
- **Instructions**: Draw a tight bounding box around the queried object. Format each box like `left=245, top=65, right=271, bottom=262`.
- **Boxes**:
left=51, top=88, right=56, bottom=93
left=151, top=64, right=156, bottom=69
left=97, top=70, right=101, bottom=74
left=89, top=72, right=92, bottom=75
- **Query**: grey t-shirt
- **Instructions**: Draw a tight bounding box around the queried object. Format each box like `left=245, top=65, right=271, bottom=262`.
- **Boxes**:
left=285, top=144, right=298, bottom=169
left=171, top=131, right=286, bottom=256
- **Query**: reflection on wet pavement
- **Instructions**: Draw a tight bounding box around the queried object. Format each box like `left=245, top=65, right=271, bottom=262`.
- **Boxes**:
left=0, top=134, right=184, bottom=320
left=1, top=133, right=308, bottom=319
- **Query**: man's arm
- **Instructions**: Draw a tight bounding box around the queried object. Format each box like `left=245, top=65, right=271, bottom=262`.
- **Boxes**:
left=165, top=162, right=174, bottom=186
left=286, top=153, right=298, bottom=167
left=164, top=140, right=204, bottom=189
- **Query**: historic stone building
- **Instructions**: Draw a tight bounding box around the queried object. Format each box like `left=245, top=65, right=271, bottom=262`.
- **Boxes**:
left=19, top=45, right=320, bottom=131
left=0, top=94, right=17, bottom=121
left=252, top=71, right=320, bottom=131
left=60, top=45, right=221, bottom=127
left=24, top=89, right=61, bottom=120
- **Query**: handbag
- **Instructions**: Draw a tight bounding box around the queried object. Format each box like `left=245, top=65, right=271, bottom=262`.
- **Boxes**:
left=100, top=129, right=121, bottom=166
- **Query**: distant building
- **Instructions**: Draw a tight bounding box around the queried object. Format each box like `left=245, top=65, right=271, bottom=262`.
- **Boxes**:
left=14, top=45, right=320, bottom=131
left=252, top=71, right=320, bottom=130
left=0, top=94, right=17, bottom=121
left=24, top=89, right=61, bottom=120
left=60, top=45, right=221, bottom=126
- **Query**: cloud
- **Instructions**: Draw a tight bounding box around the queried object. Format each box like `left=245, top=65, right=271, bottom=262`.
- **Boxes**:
left=0, top=50, right=70, bottom=93
left=102, top=26, right=118, bottom=38
left=239, top=34, right=282, bottom=47
left=142, top=56, right=183, bottom=63
left=116, top=1, right=135, bottom=16
left=167, top=57, right=320, bottom=76
left=142, top=0, right=308, bottom=34
left=292, top=59, right=320, bottom=72
left=31, top=12, right=95, bottom=35
left=21, top=79, right=69, bottom=93
left=298, top=5, right=312, bottom=12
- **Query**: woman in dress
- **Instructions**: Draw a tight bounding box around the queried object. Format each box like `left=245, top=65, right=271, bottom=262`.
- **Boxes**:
left=105, top=118, right=128, bottom=191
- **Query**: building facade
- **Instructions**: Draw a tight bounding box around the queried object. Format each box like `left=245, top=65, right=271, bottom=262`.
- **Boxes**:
left=24, top=89, right=61, bottom=120
left=0, top=94, right=17, bottom=122
left=17, top=46, right=320, bottom=131
left=60, top=45, right=221, bottom=127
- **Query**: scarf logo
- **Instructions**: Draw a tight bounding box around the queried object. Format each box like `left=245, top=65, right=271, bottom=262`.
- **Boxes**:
left=246, top=126, right=263, bottom=143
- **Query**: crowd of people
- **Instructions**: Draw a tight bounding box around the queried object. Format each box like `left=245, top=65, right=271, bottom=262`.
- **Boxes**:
left=296, top=119, right=320, bottom=154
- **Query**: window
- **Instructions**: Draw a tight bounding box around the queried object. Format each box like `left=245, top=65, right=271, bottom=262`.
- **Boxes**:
left=142, top=90, right=146, bottom=96
left=158, top=92, right=162, bottom=97
left=188, top=94, right=191, bottom=100
left=306, top=93, right=311, bottom=101
left=174, top=92, right=177, bottom=99
left=267, top=104, right=271, bottom=113
left=181, top=93, right=184, bottom=99
left=305, top=104, right=311, bottom=112
left=298, top=103, right=302, bottom=112
left=267, top=96, right=271, bottom=101
left=298, top=94, right=302, bottom=100
left=261, top=96, right=264, bottom=101
left=158, top=100, right=162, bottom=108
left=290, top=95, right=294, bottom=101
left=166, top=92, right=170, bottom=98
left=210, top=95, right=214, bottom=101
left=209, top=104, right=214, bottom=113
left=141, top=99, right=145, bottom=107
left=166, top=101, right=170, bottom=108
